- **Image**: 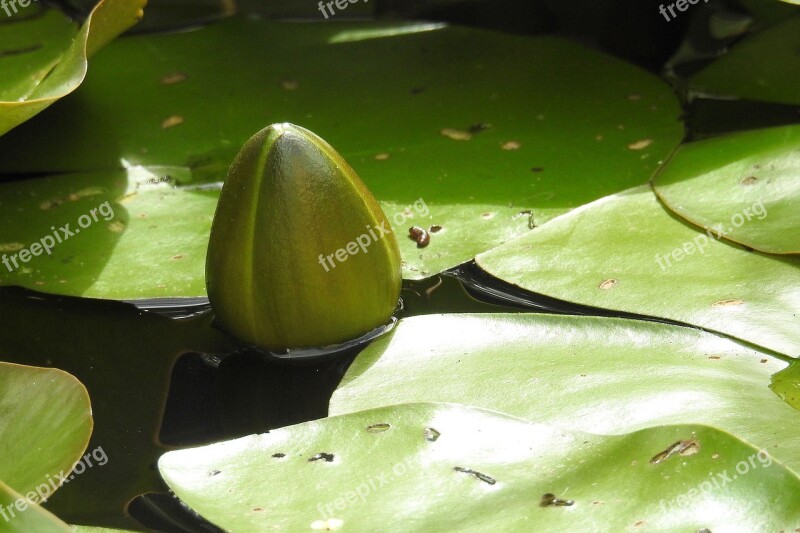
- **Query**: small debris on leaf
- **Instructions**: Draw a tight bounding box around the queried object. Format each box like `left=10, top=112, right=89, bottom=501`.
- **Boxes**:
left=424, top=427, right=441, bottom=442
left=712, top=299, right=744, bottom=308
left=366, top=423, right=391, bottom=433
left=440, top=128, right=472, bottom=141
left=161, top=115, right=184, bottom=129
left=627, top=139, right=652, bottom=150
left=309, top=453, right=335, bottom=463
left=598, top=279, right=617, bottom=290
left=408, top=226, right=430, bottom=248
left=429, top=225, right=442, bottom=233
left=540, top=493, right=574, bottom=507
left=160, top=72, right=187, bottom=85
left=650, top=439, right=700, bottom=464
left=501, top=141, right=521, bottom=150
left=453, top=466, right=495, bottom=485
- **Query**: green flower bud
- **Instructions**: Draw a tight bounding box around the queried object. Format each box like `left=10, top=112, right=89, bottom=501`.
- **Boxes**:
left=206, top=123, right=402, bottom=351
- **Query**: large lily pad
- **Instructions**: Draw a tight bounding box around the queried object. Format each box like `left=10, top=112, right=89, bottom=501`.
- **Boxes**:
left=330, top=313, right=800, bottom=472
left=653, top=124, right=800, bottom=254
left=0, top=362, right=92, bottom=497
left=689, top=15, right=800, bottom=105
left=159, top=402, right=800, bottom=532
left=475, top=185, right=800, bottom=357
left=0, top=16, right=682, bottom=283
left=0, top=0, right=146, bottom=137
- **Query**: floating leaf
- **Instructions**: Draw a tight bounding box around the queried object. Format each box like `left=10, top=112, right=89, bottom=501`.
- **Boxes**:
left=0, top=16, right=682, bottom=281
left=771, top=360, right=800, bottom=411
left=0, top=362, right=92, bottom=497
left=331, top=314, right=800, bottom=471
left=0, top=0, right=146, bottom=137
left=159, top=402, right=800, bottom=532
left=689, top=15, right=800, bottom=105
left=475, top=185, right=800, bottom=357
left=653, top=124, right=800, bottom=254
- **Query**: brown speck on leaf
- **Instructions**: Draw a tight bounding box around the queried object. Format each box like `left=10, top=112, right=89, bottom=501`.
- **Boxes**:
left=761, top=358, right=768, bottom=363
left=0, top=243, right=24, bottom=252
left=162, top=115, right=184, bottom=129
left=530, top=167, right=544, bottom=173
left=39, top=198, right=63, bottom=210
left=252, top=507, right=263, bottom=512
left=440, top=128, right=472, bottom=141
left=480, top=212, right=494, bottom=219
left=628, top=139, right=653, bottom=150
left=468, top=123, right=491, bottom=134
left=650, top=439, right=700, bottom=464
left=740, top=176, right=758, bottom=186
left=280, top=78, right=299, bottom=90
left=308, top=453, right=335, bottom=463
left=271, top=453, right=286, bottom=458
left=429, top=225, right=442, bottom=233
left=708, top=355, right=722, bottom=360
left=171, top=254, right=185, bottom=260
left=634, top=520, right=645, bottom=527
left=209, top=470, right=221, bottom=476
left=108, top=221, right=126, bottom=233
left=712, top=299, right=744, bottom=308
left=540, top=493, right=574, bottom=507
left=160, top=72, right=187, bottom=85
left=501, top=141, right=521, bottom=150
left=366, top=423, right=391, bottom=433
left=374, top=153, right=390, bottom=161
left=408, top=226, right=430, bottom=248
left=411, top=87, right=425, bottom=95
left=592, top=501, right=604, bottom=505
left=598, top=279, right=617, bottom=290
left=453, top=466, right=496, bottom=485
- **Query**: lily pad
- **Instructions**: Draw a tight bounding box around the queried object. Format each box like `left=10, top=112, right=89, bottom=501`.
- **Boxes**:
left=159, top=402, right=800, bottom=532
left=0, top=480, right=72, bottom=532
left=0, top=362, right=93, bottom=497
left=0, top=0, right=146, bottom=137
left=0, top=16, right=683, bottom=282
left=653, top=124, right=800, bottom=254
left=689, top=15, right=800, bottom=105
left=330, top=313, right=800, bottom=471
left=771, top=360, right=800, bottom=411
left=475, top=185, right=800, bottom=357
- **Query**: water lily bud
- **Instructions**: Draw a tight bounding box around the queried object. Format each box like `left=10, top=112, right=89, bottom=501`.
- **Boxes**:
left=206, top=123, right=402, bottom=351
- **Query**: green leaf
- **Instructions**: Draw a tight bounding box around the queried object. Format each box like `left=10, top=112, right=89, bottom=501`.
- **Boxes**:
left=0, top=362, right=92, bottom=497
left=0, top=480, right=71, bottom=532
left=0, top=16, right=683, bottom=283
left=653, top=124, right=800, bottom=254
left=475, top=185, right=800, bottom=357
left=159, top=402, right=800, bottom=532
left=771, top=360, right=800, bottom=411
left=689, top=15, right=800, bottom=105
left=0, top=0, right=146, bottom=137
left=330, top=314, right=800, bottom=472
